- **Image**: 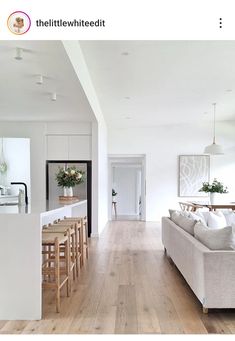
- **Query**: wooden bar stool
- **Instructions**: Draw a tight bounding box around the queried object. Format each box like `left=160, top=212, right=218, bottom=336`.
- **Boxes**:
left=54, top=219, right=82, bottom=276
left=63, top=216, right=89, bottom=266
left=43, top=223, right=76, bottom=280
left=42, top=232, right=70, bottom=313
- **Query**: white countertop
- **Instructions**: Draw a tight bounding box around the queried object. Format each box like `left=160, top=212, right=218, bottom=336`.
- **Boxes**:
left=0, top=195, right=18, bottom=198
left=0, top=199, right=87, bottom=215
left=0, top=198, right=87, bottom=320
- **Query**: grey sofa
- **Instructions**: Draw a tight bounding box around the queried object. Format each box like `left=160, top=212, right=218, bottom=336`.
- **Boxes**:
left=162, top=216, right=235, bottom=313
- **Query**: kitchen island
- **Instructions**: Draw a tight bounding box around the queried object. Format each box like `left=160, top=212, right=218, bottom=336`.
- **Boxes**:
left=0, top=199, right=87, bottom=320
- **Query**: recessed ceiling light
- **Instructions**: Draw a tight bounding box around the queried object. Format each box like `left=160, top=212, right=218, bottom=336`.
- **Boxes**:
left=51, top=92, right=57, bottom=101
left=36, top=75, right=43, bottom=85
left=15, top=47, right=22, bottom=60
left=121, top=52, right=129, bottom=56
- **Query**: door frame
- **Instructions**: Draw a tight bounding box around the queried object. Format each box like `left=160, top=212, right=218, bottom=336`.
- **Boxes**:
left=108, top=154, right=146, bottom=221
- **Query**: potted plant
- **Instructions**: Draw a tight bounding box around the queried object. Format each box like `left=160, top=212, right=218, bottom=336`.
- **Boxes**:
left=55, top=166, right=85, bottom=197
left=112, top=188, right=117, bottom=202
left=199, top=178, right=228, bottom=204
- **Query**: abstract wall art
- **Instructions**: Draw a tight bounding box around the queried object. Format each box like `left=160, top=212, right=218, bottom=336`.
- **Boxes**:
left=179, top=155, right=210, bottom=197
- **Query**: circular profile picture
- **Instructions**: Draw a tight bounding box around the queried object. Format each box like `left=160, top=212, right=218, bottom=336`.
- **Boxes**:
left=7, top=11, right=31, bottom=35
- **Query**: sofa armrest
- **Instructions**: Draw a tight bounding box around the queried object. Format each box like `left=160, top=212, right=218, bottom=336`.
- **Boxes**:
left=203, top=251, right=235, bottom=308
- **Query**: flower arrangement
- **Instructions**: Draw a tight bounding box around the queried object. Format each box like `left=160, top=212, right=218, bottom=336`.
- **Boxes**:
left=55, top=166, right=85, bottom=188
left=199, top=178, right=228, bottom=194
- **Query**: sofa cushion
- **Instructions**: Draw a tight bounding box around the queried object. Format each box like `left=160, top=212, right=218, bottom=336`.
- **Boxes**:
left=194, top=222, right=235, bottom=250
left=222, top=210, right=235, bottom=227
left=207, top=211, right=227, bottom=229
left=169, top=209, right=189, bottom=219
left=189, top=211, right=207, bottom=226
left=171, top=211, right=197, bottom=235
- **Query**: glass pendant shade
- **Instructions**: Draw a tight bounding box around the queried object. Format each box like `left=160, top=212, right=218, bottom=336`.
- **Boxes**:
left=204, top=142, right=224, bottom=155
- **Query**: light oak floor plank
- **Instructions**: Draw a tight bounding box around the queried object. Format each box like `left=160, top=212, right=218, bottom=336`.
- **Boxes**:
left=0, top=220, right=235, bottom=334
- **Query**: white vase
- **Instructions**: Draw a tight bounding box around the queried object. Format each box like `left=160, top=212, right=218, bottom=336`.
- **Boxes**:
left=112, top=196, right=117, bottom=202
left=63, top=187, right=73, bottom=197
left=210, top=192, right=216, bottom=204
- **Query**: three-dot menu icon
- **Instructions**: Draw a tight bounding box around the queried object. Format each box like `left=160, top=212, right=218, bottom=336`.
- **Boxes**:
left=219, top=18, right=222, bottom=28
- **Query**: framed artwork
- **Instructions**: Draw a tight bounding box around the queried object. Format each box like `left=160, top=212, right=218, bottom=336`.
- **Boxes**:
left=179, top=155, right=210, bottom=197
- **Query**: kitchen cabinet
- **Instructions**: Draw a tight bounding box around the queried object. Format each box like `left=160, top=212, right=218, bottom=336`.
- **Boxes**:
left=47, top=135, right=91, bottom=160
left=68, top=135, right=91, bottom=160
left=47, top=135, right=68, bottom=160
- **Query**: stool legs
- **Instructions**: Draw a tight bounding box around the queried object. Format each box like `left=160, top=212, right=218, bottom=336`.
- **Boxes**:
left=65, top=237, right=71, bottom=297
left=55, top=238, right=60, bottom=313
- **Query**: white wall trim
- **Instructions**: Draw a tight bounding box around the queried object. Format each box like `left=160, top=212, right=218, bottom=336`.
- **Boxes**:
left=90, top=233, right=99, bottom=238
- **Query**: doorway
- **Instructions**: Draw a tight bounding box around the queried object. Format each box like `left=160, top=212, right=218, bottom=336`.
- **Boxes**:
left=108, top=155, right=146, bottom=221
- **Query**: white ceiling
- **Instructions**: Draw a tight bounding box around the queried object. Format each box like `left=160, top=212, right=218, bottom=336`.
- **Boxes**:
left=80, top=41, right=235, bottom=127
left=0, top=41, right=94, bottom=121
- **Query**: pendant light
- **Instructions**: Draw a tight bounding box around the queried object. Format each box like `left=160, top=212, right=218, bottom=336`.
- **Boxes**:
left=204, top=103, right=224, bottom=155
left=15, top=47, right=23, bottom=60
left=51, top=92, right=57, bottom=101
left=36, top=75, right=43, bottom=85
left=0, top=138, right=7, bottom=174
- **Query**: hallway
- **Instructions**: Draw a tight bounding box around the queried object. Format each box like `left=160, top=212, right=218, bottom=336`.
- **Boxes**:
left=1, top=220, right=235, bottom=334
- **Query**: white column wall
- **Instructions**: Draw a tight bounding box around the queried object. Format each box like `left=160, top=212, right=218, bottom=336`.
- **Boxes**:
left=63, top=41, right=108, bottom=234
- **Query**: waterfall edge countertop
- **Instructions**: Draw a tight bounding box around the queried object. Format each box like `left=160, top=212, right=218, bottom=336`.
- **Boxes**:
left=0, top=199, right=87, bottom=320
left=0, top=199, right=87, bottom=215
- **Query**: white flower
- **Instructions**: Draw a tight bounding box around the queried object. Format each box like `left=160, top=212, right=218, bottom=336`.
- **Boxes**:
left=70, top=170, right=76, bottom=175
left=77, top=173, right=82, bottom=179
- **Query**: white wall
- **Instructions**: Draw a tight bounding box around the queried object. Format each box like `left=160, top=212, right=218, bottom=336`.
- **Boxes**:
left=0, top=122, right=46, bottom=206
left=98, top=120, right=108, bottom=232
left=91, top=120, right=108, bottom=236
left=63, top=41, right=108, bottom=235
left=0, top=138, right=31, bottom=200
left=108, top=121, right=235, bottom=221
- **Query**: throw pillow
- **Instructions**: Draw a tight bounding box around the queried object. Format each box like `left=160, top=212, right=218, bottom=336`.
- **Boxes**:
left=169, top=209, right=189, bottom=219
left=189, top=211, right=207, bottom=226
left=222, top=210, right=235, bottom=227
left=194, top=222, right=235, bottom=250
left=171, top=211, right=197, bottom=235
left=207, top=211, right=227, bottom=229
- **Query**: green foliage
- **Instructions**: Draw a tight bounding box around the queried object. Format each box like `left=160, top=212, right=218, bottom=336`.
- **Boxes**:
left=55, top=166, right=85, bottom=188
left=112, top=188, right=117, bottom=196
left=199, top=178, right=228, bottom=194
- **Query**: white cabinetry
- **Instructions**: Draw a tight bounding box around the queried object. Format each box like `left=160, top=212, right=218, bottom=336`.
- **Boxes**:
left=68, top=135, right=91, bottom=160
left=47, top=135, right=69, bottom=160
left=47, top=135, right=91, bottom=160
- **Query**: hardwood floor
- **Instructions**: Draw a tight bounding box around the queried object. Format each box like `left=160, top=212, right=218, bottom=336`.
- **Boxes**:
left=1, top=220, right=235, bottom=334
